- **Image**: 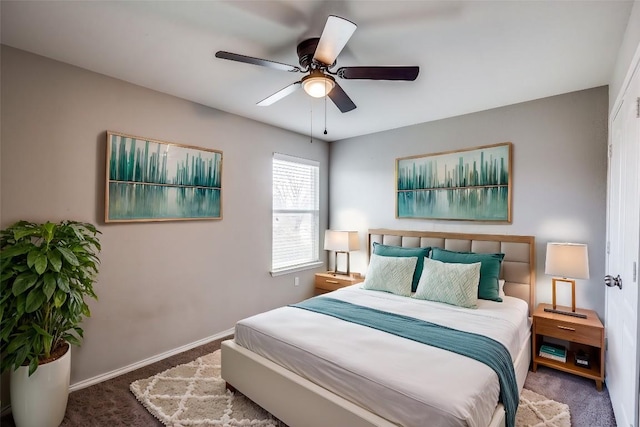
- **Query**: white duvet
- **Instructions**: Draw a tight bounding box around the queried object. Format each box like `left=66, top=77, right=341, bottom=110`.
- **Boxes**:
left=234, top=285, right=530, bottom=427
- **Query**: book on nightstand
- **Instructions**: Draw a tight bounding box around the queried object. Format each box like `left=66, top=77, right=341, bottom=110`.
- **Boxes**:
left=539, top=343, right=567, bottom=363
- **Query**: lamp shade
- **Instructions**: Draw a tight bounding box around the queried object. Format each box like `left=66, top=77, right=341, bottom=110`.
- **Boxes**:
left=324, top=230, right=359, bottom=252
left=545, top=242, right=590, bottom=279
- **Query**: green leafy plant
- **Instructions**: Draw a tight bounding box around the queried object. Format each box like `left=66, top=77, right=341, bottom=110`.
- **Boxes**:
left=0, top=220, right=101, bottom=375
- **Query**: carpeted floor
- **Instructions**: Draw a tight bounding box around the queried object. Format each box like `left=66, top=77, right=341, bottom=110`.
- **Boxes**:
left=1, top=336, right=616, bottom=426
left=1, top=336, right=233, bottom=427
left=524, top=365, right=616, bottom=427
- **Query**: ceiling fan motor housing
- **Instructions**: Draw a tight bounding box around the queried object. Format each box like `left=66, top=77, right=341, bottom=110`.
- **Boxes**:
left=297, top=38, right=333, bottom=69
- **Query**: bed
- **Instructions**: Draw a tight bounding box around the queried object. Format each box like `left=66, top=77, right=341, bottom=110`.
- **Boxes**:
left=222, top=229, right=536, bottom=427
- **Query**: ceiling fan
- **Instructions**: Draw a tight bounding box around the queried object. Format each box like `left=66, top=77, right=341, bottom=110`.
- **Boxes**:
left=215, top=15, right=419, bottom=113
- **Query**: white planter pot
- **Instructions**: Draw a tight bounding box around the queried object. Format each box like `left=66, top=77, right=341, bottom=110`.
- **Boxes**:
left=10, top=345, right=70, bottom=427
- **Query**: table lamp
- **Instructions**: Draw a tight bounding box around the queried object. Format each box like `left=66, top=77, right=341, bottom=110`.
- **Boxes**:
left=324, top=230, right=359, bottom=276
left=544, top=242, right=589, bottom=318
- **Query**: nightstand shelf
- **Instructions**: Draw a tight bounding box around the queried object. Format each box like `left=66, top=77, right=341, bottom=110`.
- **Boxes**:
left=314, top=272, right=364, bottom=295
left=533, top=348, right=601, bottom=379
left=532, top=303, right=604, bottom=390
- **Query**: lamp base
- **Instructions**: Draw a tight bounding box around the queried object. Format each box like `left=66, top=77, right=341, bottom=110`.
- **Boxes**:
left=333, top=251, right=351, bottom=277
left=543, top=307, right=587, bottom=319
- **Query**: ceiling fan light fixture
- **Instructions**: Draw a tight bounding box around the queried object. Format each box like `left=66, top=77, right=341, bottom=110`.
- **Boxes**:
left=302, top=74, right=335, bottom=98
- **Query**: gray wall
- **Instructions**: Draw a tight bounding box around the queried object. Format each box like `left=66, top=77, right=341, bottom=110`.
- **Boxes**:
left=329, top=87, right=609, bottom=319
left=0, top=46, right=329, bottom=389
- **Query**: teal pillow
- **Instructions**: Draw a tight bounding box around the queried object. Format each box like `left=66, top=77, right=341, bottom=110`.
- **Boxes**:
left=430, top=247, right=505, bottom=302
left=372, top=242, right=430, bottom=292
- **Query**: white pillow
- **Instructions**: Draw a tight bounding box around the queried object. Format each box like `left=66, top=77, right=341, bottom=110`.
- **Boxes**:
left=412, top=257, right=481, bottom=308
left=362, top=253, right=417, bottom=297
left=499, top=279, right=506, bottom=297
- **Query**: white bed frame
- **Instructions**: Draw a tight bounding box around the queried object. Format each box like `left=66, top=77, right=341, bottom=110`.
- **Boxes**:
left=222, top=229, right=536, bottom=427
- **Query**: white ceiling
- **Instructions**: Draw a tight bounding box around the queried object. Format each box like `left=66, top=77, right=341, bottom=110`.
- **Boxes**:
left=1, top=1, right=634, bottom=141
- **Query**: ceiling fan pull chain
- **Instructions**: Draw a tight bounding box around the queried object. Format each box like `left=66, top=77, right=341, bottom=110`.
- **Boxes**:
left=310, top=101, right=313, bottom=143
left=324, top=88, right=328, bottom=135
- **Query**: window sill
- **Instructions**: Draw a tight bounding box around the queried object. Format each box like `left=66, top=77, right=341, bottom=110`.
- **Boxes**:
left=270, top=261, right=323, bottom=277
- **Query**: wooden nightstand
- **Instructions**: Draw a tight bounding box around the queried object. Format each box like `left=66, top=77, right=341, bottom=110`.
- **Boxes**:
left=532, top=303, right=605, bottom=390
left=314, top=272, right=364, bottom=295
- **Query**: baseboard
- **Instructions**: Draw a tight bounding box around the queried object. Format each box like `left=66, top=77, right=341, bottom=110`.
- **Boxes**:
left=69, top=328, right=234, bottom=392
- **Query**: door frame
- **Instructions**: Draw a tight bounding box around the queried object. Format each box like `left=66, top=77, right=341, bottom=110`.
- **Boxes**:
left=606, top=39, right=640, bottom=427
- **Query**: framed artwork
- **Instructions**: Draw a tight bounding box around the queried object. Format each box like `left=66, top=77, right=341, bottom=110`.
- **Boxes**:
left=105, top=131, right=223, bottom=222
left=396, top=142, right=512, bottom=222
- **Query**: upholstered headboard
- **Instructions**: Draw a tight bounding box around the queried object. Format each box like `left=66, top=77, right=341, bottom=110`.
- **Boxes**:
left=368, top=229, right=536, bottom=315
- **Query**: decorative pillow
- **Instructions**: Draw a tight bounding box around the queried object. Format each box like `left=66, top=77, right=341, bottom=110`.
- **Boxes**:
left=362, top=253, right=418, bottom=297
left=372, top=242, right=430, bottom=292
left=430, top=248, right=505, bottom=302
left=499, top=279, right=506, bottom=297
left=413, top=258, right=481, bottom=308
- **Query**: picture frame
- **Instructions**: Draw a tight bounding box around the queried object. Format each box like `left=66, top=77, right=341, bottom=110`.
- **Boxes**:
left=396, top=142, right=512, bottom=222
left=105, top=131, right=223, bottom=222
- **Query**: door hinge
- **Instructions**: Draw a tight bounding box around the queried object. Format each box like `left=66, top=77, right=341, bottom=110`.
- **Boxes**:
left=608, top=144, right=612, bottom=158
left=605, top=337, right=608, bottom=351
left=606, top=241, right=610, bottom=255
left=634, top=261, right=637, bottom=283
left=637, top=97, right=640, bottom=118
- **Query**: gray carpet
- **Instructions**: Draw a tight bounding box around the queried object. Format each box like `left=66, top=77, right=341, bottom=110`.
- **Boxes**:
left=524, top=365, right=616, bottom=427
left=1, top=337, right=616, bottom=427
left=1, top=336, right=232, bottom=427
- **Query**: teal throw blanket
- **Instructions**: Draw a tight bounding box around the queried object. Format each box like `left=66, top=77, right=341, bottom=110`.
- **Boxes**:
left=290, top=297, right=518, bottom=427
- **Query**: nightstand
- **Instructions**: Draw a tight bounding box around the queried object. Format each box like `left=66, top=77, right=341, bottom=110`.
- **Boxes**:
left=314, top=272, right=364, bottom=295
left=532, top=303, right=605, bottom=390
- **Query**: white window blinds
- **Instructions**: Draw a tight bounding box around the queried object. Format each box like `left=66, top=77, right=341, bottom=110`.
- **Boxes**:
left=272, top=153, right=320, bottom=273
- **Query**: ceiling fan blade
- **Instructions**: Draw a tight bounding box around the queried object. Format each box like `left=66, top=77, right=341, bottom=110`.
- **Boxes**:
left=215, top=51, right=301, bottom=73
left=337, top=66, right=420, bottom=81
left=328, top=82, right=356, bottom=113
left=313, top=15, right=357, bottom=65
left=257, top=82, right=302, bottom=106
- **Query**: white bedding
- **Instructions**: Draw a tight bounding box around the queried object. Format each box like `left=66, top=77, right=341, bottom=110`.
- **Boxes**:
left=234, top=285, right=530, bottom=427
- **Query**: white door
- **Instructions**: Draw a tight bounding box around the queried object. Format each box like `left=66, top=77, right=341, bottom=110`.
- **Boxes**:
left=606, top=60, right=640, bottom=427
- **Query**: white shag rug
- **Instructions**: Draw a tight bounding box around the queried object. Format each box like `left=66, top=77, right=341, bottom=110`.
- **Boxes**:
left=131, top=350, right=570, bottom=427
left=516, top=388, right=571, bottom=427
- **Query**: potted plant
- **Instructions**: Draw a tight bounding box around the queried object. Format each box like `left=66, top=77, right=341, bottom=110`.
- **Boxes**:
left=0, top=220, right=101, bottom=427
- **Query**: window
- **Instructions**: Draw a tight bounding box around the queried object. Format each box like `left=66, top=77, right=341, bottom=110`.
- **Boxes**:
left=272, top=153, right=320, bottom=274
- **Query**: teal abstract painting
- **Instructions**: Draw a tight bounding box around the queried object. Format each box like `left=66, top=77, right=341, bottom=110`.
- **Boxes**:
left=106, top=132, right=222, bottom=222
left=396, top=143, right=512, bottom=222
